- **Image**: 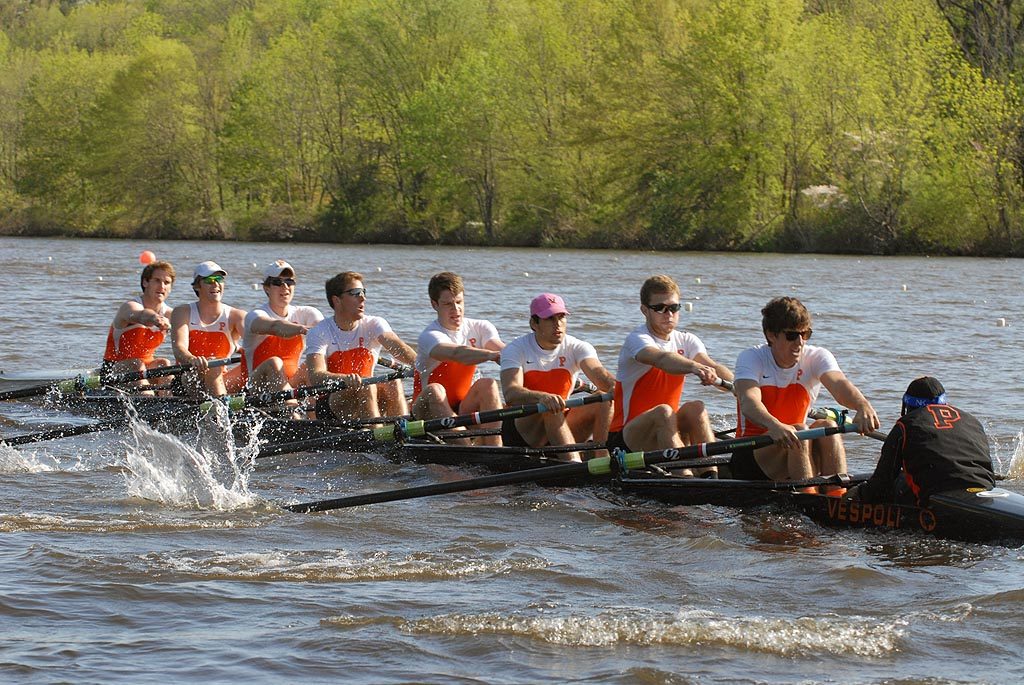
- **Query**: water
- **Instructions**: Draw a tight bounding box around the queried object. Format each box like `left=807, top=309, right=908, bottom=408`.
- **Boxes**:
left=1, top=236, right=1022, bottom=683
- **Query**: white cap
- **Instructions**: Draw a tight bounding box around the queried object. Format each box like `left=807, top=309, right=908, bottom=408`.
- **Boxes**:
left=193, top=261, right=226, bottom=279
left=262, top=260, right=295, bottom=280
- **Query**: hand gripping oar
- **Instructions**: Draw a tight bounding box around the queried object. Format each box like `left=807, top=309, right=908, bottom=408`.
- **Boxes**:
left=199, top=368, right=412, bottom=412
left=808, top=407, right=887, bottom=442
left=259, top=391, right=614, bottom=459
left=284, top=422, right=860, bottom=513
left=0, top=355, right=240, bottom=401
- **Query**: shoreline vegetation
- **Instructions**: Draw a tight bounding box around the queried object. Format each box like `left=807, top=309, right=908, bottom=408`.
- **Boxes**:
left=2, top=1, right=1024, bottom=255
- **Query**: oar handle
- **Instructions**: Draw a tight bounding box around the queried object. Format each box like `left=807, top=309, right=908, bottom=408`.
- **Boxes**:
left=376, top=357, right=414, bottom=375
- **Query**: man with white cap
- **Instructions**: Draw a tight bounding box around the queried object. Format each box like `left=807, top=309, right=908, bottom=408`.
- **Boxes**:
left=847, top=377, right=994, bottom=504
left=170, top=261, right=246, bottom=396
left=606, top=275, right=733, bottom=475
left=499, top=292, right=616, bottom=462
left=241, top=259, right=323, bottom=393
left=101, top=259, right=177, bottom=390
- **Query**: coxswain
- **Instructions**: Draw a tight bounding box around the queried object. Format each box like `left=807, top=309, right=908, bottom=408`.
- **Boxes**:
left=731, top=296, right=879, bottom=490
left=170, top=261, right=246, bottom=396
left=606, top=275, right=733, bottom=474
left=847, top=377, right=995, bottom=504
left=102, top=259, right=176, bottom=390
left=410, top=272, right=504, bottom=445
left=499, top=293, right=616, bottom=461
left=306, top=271, right=416, bottom=420
left=241, top=260, right=323, bottom=394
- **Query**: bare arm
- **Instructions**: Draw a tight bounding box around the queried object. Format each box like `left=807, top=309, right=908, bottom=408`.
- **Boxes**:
left=169, top=305, right=196, bottom=365
left=114, top=300, right=170, bottom=332
left=249, top=314, right=310, bottom=338
left=579, top=357, right=616, bottom=392
left=430, top=342, right=501, bottom=366
left=694, top=351, right=733, bottom=389
left=635, top=346, right=719, bottom=386
left=306, top=352, right=361, bottom=388
left=820, top=370, right=880, bottom=434
left=379, top=331, right=416, bottom=366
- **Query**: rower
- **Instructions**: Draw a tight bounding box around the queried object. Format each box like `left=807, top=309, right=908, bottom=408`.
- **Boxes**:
left=169, top=261, right=246, bottom=396
left=101, top=259, right=176, bottom=391
left=731, top=296, right=879, bottom=490
left=607, top=275, right=733, bottom=475
left=846, top=377, right=995, bottom=504
left=241, top=260, right=323, bottom=394
left=410, top=272, right=504, bottom=446
left=306, top=271, right=416, bottom=420
left=499, top=293, right=616, bottom=461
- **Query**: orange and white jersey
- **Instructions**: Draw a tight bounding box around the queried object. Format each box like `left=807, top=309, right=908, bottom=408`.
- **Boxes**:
left=413, top=318, right=501, bottom=405
left=610, top=325, right=707, bottom=432
left=103, top=297, right=172, bottom=363
left=500, top=332, right=596, bottom=399
left=305, top=315, right=391, bottom=378
left=734, top=343, right=840, bottom=437
left=241, top=303, right=323, bottom=381
left=186, top=302, right=236, bottom=360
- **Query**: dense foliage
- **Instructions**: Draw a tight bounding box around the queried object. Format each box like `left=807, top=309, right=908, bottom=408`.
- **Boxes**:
left=1, top=0, right=1022, bottom=254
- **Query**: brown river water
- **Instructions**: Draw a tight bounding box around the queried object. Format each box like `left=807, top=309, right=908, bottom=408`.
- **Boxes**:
left=1, top=236, right=1023, bottom=684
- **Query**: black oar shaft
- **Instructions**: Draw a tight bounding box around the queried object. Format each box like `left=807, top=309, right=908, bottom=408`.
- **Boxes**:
left=285, top=423, right=859, bottom=513
left=2, top=419, right=125, bottom=446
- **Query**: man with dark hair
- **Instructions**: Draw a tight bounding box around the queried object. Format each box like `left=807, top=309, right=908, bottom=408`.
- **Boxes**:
left=411, top=272, right=504, bottom=444
left=732, top=296, right=879, bottom=487
left=500, top=293, right=616, bottom=461
left=102, top=260, right=176, bottom=388
left=306, top=271, right=416, bottom=419
left=848, top=377, right=995, bottom=504
left=241, top=260, right=323, bottom=393
left=606, top=275, right=732, bottom=473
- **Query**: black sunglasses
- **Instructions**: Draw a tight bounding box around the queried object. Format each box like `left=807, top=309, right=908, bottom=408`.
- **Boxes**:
left=647, top=302, right=682, bottom=314
left=782, top=329, right=813, bottom=341
left=266, top=277, right=296, bottom=287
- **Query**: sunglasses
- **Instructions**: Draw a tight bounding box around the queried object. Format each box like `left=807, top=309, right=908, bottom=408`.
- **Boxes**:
left=266, top=277, right=296, bottom=287
left=343, top=287, right=367, bottom=297
left=782, top=329, right=813, bottom=341
left=647, top=302, right=682, bottom=314
left=199, top=274, right=224, bottom=285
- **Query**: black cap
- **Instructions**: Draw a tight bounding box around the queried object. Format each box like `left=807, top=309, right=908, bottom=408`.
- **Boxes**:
left=905, top=376, right=945, bottom=400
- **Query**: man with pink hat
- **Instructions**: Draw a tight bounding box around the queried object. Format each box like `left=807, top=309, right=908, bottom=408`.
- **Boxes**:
left=169, top=261, right=246, bottom=395
left=499, top=292, right=616, bottom=461
left=241, top=259, right=323, bottom=393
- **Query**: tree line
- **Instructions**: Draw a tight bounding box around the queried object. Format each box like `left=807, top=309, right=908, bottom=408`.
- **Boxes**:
left=1, top=0, right=1023, bottom=255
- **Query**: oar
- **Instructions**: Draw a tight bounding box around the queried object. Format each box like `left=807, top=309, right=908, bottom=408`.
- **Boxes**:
left=809, top=407, right=888, bottom=441
left=284, top=422, right=859, bottom=513
left=0, top=355, right=240, bottom=401
left=198, top=369, right=412, bottom=412
left=259, top=391, right=614, bottom=459
left=375, top=357, right=414, bottom=375
left=1, top=419, right=128, bottom=446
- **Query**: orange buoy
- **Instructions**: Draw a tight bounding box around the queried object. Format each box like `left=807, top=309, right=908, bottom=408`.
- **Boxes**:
left=139, top=250, right=156, bottom=265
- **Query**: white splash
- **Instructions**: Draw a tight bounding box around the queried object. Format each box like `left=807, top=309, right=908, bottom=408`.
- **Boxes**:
left=1002, top=430, right=1024, bottom=480
left=121, top=401, right=259, bottom=510
left=0, top=443, right=60, bottom=473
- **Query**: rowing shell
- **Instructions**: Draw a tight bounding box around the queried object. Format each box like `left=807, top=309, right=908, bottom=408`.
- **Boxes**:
left=616, top=474, right=1024, bottom=544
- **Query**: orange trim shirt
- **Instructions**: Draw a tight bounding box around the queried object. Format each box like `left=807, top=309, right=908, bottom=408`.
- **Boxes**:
left=240, top=303, right=324, bottom=383
left=305, top=315, right=391, bottom=378
left=734, top=343, right=840, bottom=437
left=610, top=325, right=708, bottom=433
left=103, top=298, right=172, bottom=363
left=186, top=302, right=236, bottom=360
left=499, top=333, right=597, bottom=399
left=413, top=318, right=501, bottom=405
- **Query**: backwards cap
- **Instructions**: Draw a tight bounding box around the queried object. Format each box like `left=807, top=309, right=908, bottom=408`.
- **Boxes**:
left=902, top=376, right=947, bottom=413
left=263, top=260, right=295, bottom=280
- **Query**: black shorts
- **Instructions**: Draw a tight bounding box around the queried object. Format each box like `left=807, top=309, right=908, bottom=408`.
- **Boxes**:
left=500, top=417, right=530, bottom=447
left=729, top=447, right=770, bottom=480
left=605, top=430, right=632, bottom=455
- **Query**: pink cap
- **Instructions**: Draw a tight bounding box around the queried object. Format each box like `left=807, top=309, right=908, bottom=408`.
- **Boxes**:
left=530, top=293, right=569, bottom=318
left=262, top=260, right=295, bottom=279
